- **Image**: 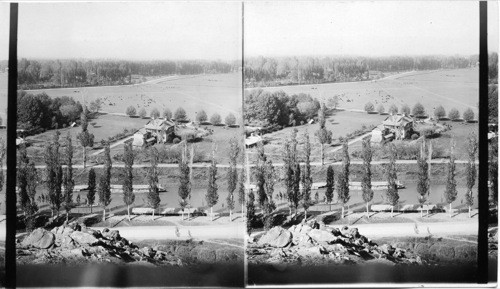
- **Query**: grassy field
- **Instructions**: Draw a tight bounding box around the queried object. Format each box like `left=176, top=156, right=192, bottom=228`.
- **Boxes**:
left=251, top=68, right=479, bottom=118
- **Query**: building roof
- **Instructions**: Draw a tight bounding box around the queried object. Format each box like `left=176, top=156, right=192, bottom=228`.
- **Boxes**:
left=382, top=115, right=413, bottom=127
left=145, top=119, right=175, bottom=131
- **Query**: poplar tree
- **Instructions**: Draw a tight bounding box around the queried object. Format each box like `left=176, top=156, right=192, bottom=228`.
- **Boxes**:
left=337, top=140, right=350, bottom=218
left=315, top=103, right=332, bottom=165
left=0, top=138, right=5, bottom=195
left=63, top=131, right=75, bottom=221
left=45, top=131, right=63, bottom=217
left=98, top=143, right=112, bottom=221
left=325, top=165, right=334, bottom=208
left=255, top=142, right=267, bottom=207
left=227, top=138, right=240, bottom=221
left=147, top=146, right=161, bottom=219
left=87, top=168, right=96, bottom=213
left=246, top=190, right=256, bottom=234
left=361, top=138, right=374, bottom=218
left=417, top=141, right=429, bottom=217
left=77, top=106, right=94, bottom=168
left=263, top=159, right=276, bottom=228
left=238, top=172, right=245, bottom=217
left=206, top=143, right=219, bottom=221
left=122, top=141, right=135, bottom=221
left=444, top=139, right=457, bottom=217
left=489, top=137, right=498, bottom=209
left=178, top=142, right=191, bottom=220
left=301, top=131, right=313, bottom=219
left=465, top=134, right=477, bottom=218
left=386, top=142, right=399, bottom=217
left=18, top=144, right=39, bottom=231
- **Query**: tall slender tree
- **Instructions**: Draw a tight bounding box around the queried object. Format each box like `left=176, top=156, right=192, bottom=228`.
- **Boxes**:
left=98, top=143, right=112, bottom=221
left=246, top=190, right=256, bottom=234
left=301, top=131, right=313, bottom=219
left=122, top=141, right=135, bottom=221
left=417, top=140, right=429, bottom=217
left=263, top=159, right=276, bottom=228
left=178, top=142, right=191, bottom=220
left=444, top=139, right=457, bottom=217
left=238, top=171, right=246, bottom=217
left=206, top=143, right=219, bottom=221
left=489, top=137, right=498, bottom=209
left=63, top=132, right=75, bottom=221
left=361, top=138, right=374, bottom=218
left=337, top=141, right=350, bottom=218
left=87, top=168, right=96, bottom=213
left=147, top=147, right=161, bottom=219
left=45, top=131, right=63, bottom=217
left=325, top=165, right=334, bottom=209
left=77, top=106, right=94, bottom=168
left=255, top=142, right=267, bottom=207
left=17, top=144, right=39, bottom=231
left=386, top=143, right=399, bottom=217
left=465, top=134, right=477, bottom=218
left=0, top=138, right=5, bottom=204
left=227, top=138, right=240, bottom=221
left=315, top=104, right=332, bottom=165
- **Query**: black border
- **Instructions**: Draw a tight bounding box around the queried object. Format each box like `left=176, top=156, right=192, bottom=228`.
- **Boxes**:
left=6, top=3, right=18, bottom=289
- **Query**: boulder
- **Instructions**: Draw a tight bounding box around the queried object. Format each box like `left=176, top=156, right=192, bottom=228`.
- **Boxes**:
left=70, top=231, right=99, bottom=246
left=326, top=243, right=348, bottom=254
left=307, top=229, right=337, bottom=244
left=51, top=226, right=75, bottom=237
left=140, top=247, right=156, bottom=258
left=60, top=235, right=77, bottom=249
left=292, top=234, right=314, bottom=247
left=378, top=244, right=396, bottom=256
left=258, top=227, right=292, bottom=248
left=21, top=228, right=55, bottom=249
left=103, top=229, right=121, bottom=240
left=296, top=246, right=323, bottom=257
left=347, top=228, right=360, bottom=238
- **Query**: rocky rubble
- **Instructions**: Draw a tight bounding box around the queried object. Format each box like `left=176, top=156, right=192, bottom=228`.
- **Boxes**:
left=248, top=221, right=429, bottom=267
left=16, top=222, right=183, bottom=266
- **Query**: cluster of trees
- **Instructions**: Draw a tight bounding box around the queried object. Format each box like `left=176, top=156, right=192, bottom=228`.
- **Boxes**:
left=244, top=89, right=320, bottom=127
left=125, top=106, right=238, bottom=126
left=17, top=91, right=83, bottom=133
left=245, top=55, right=477, bottom=87
left=18, top=58, right=239, bottom=89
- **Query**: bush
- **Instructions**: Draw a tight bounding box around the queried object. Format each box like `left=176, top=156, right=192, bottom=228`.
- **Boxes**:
left=434, top=105, right=446, bottom=119
left=174, top=107, right=187, bottom=121
left=463, top=108, right=475, bottom=122
left=377, top=104, right=385, bottom=114
left=210, top=113, right=222, bottom=125
left=138, top=108, right=147, bottom=118
left=196, top=110, right=208, bottom=122
left=163, top=108, right=172, bottom=120
left=401, top=104, right=411, bottom=116
left=389, top=104, right=398, bottom=115
left=150, top=108, right=160, bottom=119
left=364, top=102, right=375, bottom=113
left=225, top=113, right=236, bottom=126
left=126, top=106, right=136, bottom=117
left=448, top=108, right=460, bottom=120
left=411, top=133, right=419, bottom=140
left=412, top=102, right=426, bottom=117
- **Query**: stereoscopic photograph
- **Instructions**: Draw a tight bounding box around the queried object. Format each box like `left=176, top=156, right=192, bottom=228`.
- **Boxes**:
left=0, top=0, right=497, bottom=288
left=244, top=1, right=497, bottom=285
left=11, top=2, right=244, bottom=287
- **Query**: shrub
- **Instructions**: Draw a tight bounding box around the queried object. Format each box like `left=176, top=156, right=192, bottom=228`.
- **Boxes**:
left=377, top=104, right=385, bottom=114
left=463, top=108, right=475, bottom=122
left=174, top=107, right=187, bottom=121
left=434, top=105, right=446, bottom=119
left=150, top=108, right=160, bottom=119
left=210, top=113, right=222, bottom=125
left=448, top=108, right=460, bottom=120
left=196, top=110, right=208, bottom=122
left=364, top=102, right=375, bottom=113
left=389, top=104, right=398, bottom=115
left=411, top=133, right=419, bottom=140
left=401, top=104, right=411, bottom=116
left=412, top=103, right=426, bottom=117
left=225, top=113, right=236, bottom=126
left=163, top=108, right=172, bottom=120
left=138, top=108, right=147, bottom=118
left=126, top=106, right=137, bottom=117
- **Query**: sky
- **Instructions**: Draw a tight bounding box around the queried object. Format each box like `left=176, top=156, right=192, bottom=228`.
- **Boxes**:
left=245, top=1, right=497, bottom=57
left=11, top=2, right=242, bottom=61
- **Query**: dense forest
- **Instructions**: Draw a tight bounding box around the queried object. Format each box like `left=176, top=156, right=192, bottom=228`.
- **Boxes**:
left=244, top=55, right=479, bottom=87
left=16, top=59, right=240, bottom=89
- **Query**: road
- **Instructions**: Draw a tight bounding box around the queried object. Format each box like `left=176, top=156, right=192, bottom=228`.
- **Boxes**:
left=93, top=222, right=245, bottom=242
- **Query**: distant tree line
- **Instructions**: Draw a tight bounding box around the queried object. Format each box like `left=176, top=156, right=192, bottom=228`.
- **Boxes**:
left=245, top=55, right=478, bottom=87
left=17, top=58, right=239, bottom=89
left=17, top=91, right=83, bottom=133
left=244, top=89, right=320, bottom=127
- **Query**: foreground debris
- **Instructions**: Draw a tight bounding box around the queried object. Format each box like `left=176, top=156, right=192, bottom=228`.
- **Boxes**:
left=247, top=221, right=465, bottom=267
left=16, top=222, right=241, bottom=266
